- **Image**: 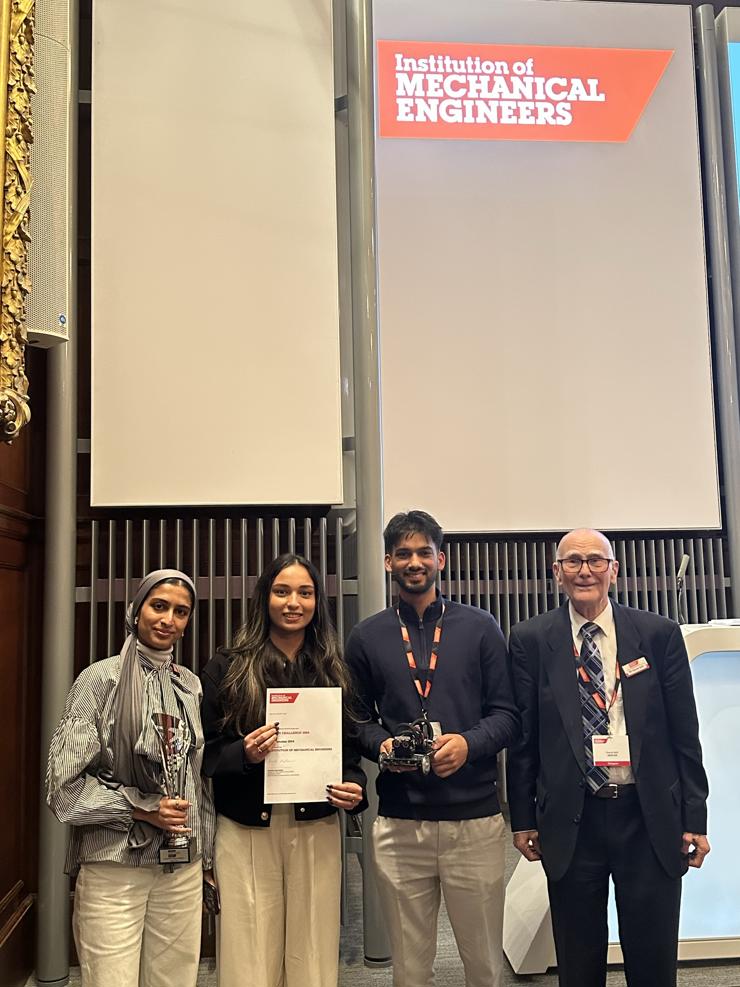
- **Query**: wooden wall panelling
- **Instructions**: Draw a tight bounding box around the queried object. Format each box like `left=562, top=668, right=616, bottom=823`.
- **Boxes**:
left=0, top=347, right=45, bottom=986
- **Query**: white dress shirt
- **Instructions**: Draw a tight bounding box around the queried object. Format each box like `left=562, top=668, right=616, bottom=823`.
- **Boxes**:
left=569, top=601, right=634, bottom=785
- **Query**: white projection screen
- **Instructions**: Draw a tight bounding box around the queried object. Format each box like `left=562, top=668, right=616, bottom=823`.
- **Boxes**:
left=91, top=1, right=342, bottom=506
left=374, top=0, right=720, bottom=533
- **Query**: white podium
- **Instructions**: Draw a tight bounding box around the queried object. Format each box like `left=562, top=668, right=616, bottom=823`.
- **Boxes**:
left=503, top=623, right=740, bottom=974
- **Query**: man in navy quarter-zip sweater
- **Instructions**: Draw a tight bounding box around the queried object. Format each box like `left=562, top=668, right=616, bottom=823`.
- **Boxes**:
left=345, top=510, right=520, bottom=987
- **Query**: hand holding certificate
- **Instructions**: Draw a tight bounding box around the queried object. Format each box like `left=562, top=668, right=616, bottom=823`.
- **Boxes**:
left=264, top=687, right=342, bottom=803
left=243, top=722, right=279, bottom=763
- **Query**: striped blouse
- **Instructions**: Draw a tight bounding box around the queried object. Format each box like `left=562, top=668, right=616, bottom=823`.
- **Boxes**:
left=46, top=654, right=215, bottom=874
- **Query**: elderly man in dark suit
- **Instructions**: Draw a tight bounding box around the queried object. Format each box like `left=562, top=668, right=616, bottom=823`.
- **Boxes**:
left=507, top=528, right=709, bottom=987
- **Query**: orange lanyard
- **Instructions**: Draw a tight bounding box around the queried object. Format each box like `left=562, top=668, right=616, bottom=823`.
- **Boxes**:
left=397, top=602, right=445, bottom=704
left=573, top=640, right=621, bottom=713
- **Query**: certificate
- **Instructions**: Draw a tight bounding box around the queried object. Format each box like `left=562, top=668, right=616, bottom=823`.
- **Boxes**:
left=264, top=687, right=342, bottom=804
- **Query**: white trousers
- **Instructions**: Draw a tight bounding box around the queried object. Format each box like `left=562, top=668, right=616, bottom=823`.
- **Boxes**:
left=73, top=858, right=203, bottom=987
left=372, top=814, right=506, bottom=987
left=215, top=807, right=341, bottom=987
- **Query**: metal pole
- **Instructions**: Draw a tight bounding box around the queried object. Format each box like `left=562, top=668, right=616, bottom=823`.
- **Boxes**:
left=346, top=0, right=391, bottom=966
left=35, top=0, right=78, bottom=980
left=696, top=6, right=740, bottom=618
left=35, top=348, right=76, bottom=987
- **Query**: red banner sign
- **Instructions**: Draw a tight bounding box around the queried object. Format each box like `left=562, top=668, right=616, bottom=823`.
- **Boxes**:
left=377, top=41, right=673, bottom=142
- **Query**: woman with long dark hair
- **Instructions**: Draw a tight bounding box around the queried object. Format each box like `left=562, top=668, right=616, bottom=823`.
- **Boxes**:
left=46, top=569, right=215, bottom=987
left=201, top=553, right=367, bottom=987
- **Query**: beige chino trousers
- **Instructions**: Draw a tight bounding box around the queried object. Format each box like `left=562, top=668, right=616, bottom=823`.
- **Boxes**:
left=73, top=858, right=203, bottom=987
left=215, top=806, right=341, bottom=987
left=372, top=814, right=506, bottom=987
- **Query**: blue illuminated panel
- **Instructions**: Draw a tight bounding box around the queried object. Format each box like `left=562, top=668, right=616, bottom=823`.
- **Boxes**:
left=609, top=650, right=740, bottom=942
left=729, top=43, right=740, bottom=208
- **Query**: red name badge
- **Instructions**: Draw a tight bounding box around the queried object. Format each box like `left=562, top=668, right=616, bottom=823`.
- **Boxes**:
left=622, top=657, right=650, bottom=678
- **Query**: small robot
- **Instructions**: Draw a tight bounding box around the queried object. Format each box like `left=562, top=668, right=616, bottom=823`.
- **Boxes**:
left=379, top=717, right=436, bottom=775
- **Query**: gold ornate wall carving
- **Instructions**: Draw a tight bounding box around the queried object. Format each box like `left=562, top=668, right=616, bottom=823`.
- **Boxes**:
left=0, top=0, right=34, bottom=443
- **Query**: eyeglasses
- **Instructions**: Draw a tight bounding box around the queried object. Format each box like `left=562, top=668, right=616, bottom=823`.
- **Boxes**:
left=556, top=556, right=614, bottom=573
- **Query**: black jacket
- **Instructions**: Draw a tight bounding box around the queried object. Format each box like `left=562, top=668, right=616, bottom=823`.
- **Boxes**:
left=506, top=601, right=709, bottom=880
left=346, top=595, right=520, bottom=820
left=200, top=651, right=367, bottom=827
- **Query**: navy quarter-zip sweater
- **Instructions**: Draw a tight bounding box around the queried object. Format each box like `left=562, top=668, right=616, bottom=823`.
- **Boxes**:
left=345, top=595, right=520, bottom=820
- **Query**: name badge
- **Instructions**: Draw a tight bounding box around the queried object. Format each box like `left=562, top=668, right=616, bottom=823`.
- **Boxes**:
left=430, top=721, right=443, bottom=739
left=592, top=734, right=631, bottom=767
left=622, top=657, right=650, bottom=678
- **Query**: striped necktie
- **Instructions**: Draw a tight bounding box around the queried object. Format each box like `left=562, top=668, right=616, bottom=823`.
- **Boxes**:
left=579, top=621, right=609, bottom=792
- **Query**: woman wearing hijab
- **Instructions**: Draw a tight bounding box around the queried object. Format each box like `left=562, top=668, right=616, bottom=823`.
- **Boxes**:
left=47, top=569, right=214, bottom=987
left=201, top=553, right=367, bottom=987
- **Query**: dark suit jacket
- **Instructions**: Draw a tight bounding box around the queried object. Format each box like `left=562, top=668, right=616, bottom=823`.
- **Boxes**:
left=507, top=601, right=708, bottom=882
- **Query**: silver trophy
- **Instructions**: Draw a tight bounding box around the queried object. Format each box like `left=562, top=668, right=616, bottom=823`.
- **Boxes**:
left=151, top=712, right=191, bottom=866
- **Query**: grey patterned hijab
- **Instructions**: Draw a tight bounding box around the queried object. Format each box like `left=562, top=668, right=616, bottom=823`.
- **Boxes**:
left=107, top=569, right=197, bottom=849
